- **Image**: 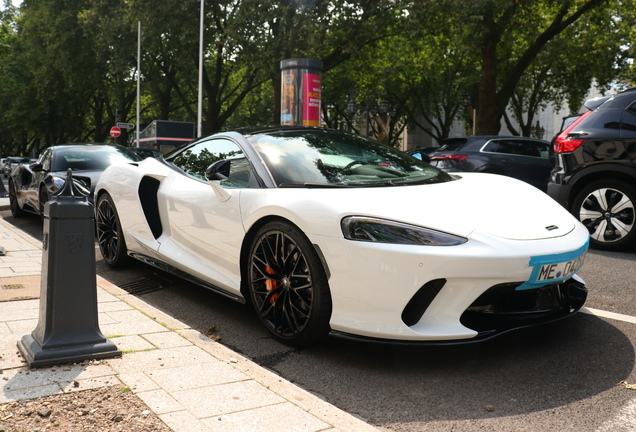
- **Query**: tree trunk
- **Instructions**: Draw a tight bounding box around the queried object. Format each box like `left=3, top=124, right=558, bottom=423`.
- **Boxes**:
left=477, top=28, right=500, bottom=136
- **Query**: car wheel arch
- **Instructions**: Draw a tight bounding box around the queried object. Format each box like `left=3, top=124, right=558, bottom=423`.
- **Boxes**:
left=238, top=215, right=298, bottom=300
left=565, top=167, right=636, bottom=213
left=238, top=215, right=332, bottom=301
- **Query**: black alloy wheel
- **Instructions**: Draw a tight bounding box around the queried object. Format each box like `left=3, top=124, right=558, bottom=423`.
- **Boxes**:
left=8, top=180, right=24, bottom=218
left=96, top=193, right=131, bottom=267
left=248, top=221, right=332, bottom=347
left=573, top=180, right=636, bottom=251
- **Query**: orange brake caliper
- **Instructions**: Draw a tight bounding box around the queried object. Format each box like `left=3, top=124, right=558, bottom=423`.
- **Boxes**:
left=265, top=261, right=279, bottom=304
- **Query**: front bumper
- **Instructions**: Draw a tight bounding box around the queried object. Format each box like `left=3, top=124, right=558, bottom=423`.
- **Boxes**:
left=311, top=222, right=590, bottom=342
left=547, top=181, right=571, bottom=209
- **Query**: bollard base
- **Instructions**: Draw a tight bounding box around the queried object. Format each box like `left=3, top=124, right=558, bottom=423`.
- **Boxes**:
left=18, top=334, right=121, bottom=368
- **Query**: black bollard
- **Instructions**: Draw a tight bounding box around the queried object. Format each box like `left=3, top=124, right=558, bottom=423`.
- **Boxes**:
left=18, top=169, right=121, bottom=367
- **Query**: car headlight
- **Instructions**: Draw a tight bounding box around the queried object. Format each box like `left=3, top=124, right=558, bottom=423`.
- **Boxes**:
left=341, top=216, right=467, bottom=246
left=51, top=176, right=66, bottom=192
left=50, top=176, right=90, bottom=196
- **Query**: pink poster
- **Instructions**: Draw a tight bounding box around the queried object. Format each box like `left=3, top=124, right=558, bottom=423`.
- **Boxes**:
left=303, top=73, right=321, bottom=127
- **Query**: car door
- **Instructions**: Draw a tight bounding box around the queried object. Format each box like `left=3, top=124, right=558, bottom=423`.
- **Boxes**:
left=157, top=138, right=256, bottom=295
left=23, top=150, right=50, bottom=210
left=483, top=139, right=551, bottom=191
left=621, top=101, right=636, bottom=164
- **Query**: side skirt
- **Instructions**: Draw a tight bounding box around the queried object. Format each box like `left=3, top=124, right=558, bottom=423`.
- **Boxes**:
left=128, top=252, right=246, bottom=304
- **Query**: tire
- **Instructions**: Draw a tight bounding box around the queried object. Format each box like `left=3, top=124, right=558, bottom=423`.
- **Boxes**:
left=96, top=193, right=131, bottom=267
left=8, top=180, right=24, bottom=218
left=248, top=221, right=332, bottom=347
left=572, top=179, right=636, bottom=251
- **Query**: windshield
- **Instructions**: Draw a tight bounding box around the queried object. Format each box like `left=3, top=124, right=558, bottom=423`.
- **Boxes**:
left=51, top=146, right=141, bottom=171
left=247, top=129, right=452, bottom=187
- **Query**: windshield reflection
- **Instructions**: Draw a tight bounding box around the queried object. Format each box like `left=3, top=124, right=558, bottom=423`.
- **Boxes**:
left=248, top=130, right=451, bottom=187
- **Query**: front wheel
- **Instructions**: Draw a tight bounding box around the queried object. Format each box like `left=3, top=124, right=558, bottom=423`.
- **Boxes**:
left=248, top=221, right=332, bottom=347
left=572, top=179, right=636, bottom=251
left=8, top=180, right=24, bottom=218
left=96, top=193, right=131, bottom=267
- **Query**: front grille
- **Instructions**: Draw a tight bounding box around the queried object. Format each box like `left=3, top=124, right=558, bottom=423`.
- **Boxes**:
left=460, top=278, right=587, bottom=334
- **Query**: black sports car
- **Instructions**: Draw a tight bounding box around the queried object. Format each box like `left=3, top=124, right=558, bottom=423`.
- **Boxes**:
left=9, top=144, right=141, bottom=218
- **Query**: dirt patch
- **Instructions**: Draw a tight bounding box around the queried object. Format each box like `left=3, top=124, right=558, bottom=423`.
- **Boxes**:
left=0, top=385, right=172, bottom=431
left=0, top=275, right=40, bottom=302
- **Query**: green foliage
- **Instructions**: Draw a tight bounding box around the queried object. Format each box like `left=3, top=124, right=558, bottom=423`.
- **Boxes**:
left=0, top=0, right=634, bottom=155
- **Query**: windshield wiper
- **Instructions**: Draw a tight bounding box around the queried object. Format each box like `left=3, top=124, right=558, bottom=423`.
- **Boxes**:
left=278, top=182, right=354, bottom=188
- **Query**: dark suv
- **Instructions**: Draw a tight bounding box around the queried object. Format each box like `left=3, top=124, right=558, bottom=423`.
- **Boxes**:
left=548, top=88, right=636, bottom=251
left=426, top=136, right=553, bottom=192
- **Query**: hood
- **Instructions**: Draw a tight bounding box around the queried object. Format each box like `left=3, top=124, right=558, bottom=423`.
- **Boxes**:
left=278, top=173, right=577, bottom=241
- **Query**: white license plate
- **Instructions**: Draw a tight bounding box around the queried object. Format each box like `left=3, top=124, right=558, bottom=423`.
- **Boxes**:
left=537, top=253, right=586, bottom=282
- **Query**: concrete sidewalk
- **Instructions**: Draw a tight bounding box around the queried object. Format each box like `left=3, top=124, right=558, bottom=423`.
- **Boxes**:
left=0, top=209, right=380, bottom=432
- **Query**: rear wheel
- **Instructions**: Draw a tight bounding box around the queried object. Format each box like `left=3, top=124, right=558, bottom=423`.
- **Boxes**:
left=248, top=221, right=332, bottom=347
left=96, top=193, right=131, bottom=267
left=572, top=179, right=636, bottom=251
left=8, top=180, right=24, bottom=218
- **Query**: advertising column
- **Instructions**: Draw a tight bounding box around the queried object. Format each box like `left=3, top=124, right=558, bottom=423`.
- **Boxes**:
left=280, top=58, right=323, bottom=126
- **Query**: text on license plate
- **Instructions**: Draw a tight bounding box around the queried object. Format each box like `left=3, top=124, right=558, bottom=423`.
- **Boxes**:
left=537, top=253, right=586, bottom=282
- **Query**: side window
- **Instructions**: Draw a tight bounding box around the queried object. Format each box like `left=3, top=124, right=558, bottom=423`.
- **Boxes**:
left=621, top=107, right=636, bottom=138
left=510, top=140, right=542, bottom=157
left=40, top=150, right=52, bottom=171
left=171, top=139, right=252, bottom=187
left=482, top=140, right=507, bottom=154
left=533, top=141, right=551, bottom=159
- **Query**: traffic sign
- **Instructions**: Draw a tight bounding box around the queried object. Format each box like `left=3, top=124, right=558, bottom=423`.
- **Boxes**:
left=117, top=122, right=135, bottom=129
left=110, top=126, right=121, bottom=138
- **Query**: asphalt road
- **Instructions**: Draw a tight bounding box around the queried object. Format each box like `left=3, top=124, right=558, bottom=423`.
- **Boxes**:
left=3, top=207, right=636, bottom=432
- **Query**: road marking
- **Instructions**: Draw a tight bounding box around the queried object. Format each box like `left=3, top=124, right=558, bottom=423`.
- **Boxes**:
left=580, top=307, right=636, bottom=325
left=596, top=397, right=636, bottom=432
left=581, top=307, right=636, bottom=432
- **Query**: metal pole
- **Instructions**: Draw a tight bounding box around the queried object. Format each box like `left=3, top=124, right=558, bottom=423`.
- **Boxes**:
left=136, top=21, right=141, bottom=147
left=365, top=99, right=370, bottom=137
left=197, top=0, right=204, bottom=138
left=473, top=108, right=477, bottom=136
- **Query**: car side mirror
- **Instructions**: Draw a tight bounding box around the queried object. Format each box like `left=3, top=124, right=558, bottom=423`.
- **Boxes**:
left=205, top=159, right=230, bottom=181
left=205, top=159, right=231, bottom=202
left=30, top=163, right=43, bottom=172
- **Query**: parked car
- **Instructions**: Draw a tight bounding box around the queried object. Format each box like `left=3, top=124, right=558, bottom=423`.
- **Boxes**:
left=548, top=88, right=636, bottom=251
left=425, top=136, right=553, bottom=192
left=95, top=126, right=588, bottom=347
left=3, top=156, right=31, bottom=178
left=9, top=144, right=141, bottom=218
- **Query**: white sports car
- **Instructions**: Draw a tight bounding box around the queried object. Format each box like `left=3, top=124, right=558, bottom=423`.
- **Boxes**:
left=95, top=127, right=589, bottom=346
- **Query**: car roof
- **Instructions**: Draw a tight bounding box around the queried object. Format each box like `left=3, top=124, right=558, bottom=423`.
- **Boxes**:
left=229, top=125, right=338, bottom=137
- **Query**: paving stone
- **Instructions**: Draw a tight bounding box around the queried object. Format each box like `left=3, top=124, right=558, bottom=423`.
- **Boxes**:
left=144, top=362, right=249, bottom=392
left=136, top=389, right=185, bottom=415
left=110, top=334, right=156, bottom=352
left=117, top=371, right=161, bottom=392
left=159, top=410, right=213, bottom=432
left=171, top=380, right=286, bottom=419
left=142, top=331, right=192, bottom=349
left=201, top=402, right=331, bottom=432
left=107, top=345, right=217, bottom=374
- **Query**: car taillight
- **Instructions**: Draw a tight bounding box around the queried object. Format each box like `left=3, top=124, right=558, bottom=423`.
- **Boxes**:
left=429, top=154, right=468, bottom=162
left=554, top=110, right=592, bottom=154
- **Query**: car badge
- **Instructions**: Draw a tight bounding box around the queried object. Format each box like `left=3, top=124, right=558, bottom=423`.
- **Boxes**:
left=545, top=225, right=559, bottom=231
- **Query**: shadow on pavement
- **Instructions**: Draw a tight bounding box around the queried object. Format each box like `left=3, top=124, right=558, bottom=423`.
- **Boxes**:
left=293, top=313, right=634, bottom=424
